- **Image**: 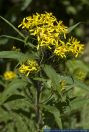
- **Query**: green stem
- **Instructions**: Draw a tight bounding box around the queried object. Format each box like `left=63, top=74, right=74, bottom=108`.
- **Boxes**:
left=36, top=85, right=41, bottom=132
left=36, top=47, right=44, bottom=132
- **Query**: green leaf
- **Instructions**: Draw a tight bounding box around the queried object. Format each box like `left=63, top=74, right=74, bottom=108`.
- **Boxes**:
left=74, top=79, right=89, bottom=91
left=43, top=65, right=61, bottom=92
left=6, top=122, right=15, bottom=132
left=0, top=51, right=27, bottom=61
left=19, top=114, right=37, bottom=132
left=14, top=114, right=29, bottom=132
left=5, top=98, right=33, bottom=110
left=67, top=6, right=77, bottom=15
left=0, top=35, right=36, bottom=49
left=21, top=0, right=32, bottom=11
left=24, top=36, right=36, bottom=48
left=66, top=60, right=89, bottom=73
left=5, top=94, right=25, bottom=103
left=25, top=118, right=37, bottom=132
left=4, top=112, right=30, bottom=132
left=59, top=75, right=74, bottom=85
left=0, top=79, right=27, bottom=104
left=0, top=80, right=5, bottom=87
left=65, top=97, right=89, bottom=113
left=33, top=77, right=47, bottom=82
left=0, top=37, right=8, bottom=45
left=0, top=107, right=12, bottom=121
left=0, top=16, right=25, bottom=38
left=43, top=105, right=63, bottom=129
left=0, top=35, right=24, bottom=43
left=68, top=22, right=80, bottom=33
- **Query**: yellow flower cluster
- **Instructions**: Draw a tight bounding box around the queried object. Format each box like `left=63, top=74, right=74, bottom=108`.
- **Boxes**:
left=18, top=12, right=57, bottom=29
left=19, top=12, right=84, bottom=58
left=18, top=12, right=68, bottom=49
left=54, top=37, right=84, bottom=58
left=18, top=59, right=39, bottom=76
left=4, top=71, right=16, bottom=80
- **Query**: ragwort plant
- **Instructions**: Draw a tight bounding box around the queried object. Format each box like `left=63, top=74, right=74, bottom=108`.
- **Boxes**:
left=0, top=12, right=89, bottom=131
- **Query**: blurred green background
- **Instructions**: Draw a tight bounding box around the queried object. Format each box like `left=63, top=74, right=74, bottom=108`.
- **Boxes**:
left=0, top=0, right=89, bottom=73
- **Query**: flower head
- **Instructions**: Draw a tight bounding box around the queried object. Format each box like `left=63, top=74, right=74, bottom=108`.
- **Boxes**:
left=19, top=12, right=84, bottom=58
left=54, top=37, right=84, bottom=58
left=54, top=45, right=68, bottom=58
left=67, top=37, right=84, bottom=57
left=18, top=12, right=57, bottom=29
left=4, top=71, right=16, bottom=80
left=18, top=12, right=68, bottom=50
left=18, top=59, right=39, bottom=76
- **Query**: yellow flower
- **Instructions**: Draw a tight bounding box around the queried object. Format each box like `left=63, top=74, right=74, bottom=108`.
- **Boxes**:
left=54, top=40, right=68, bottom=58
left=67, top=37, right=84, bottom=57
left=57, top=21, right=68, bottom=38
left=18, top=59, right=39, bottom=76
left=4, top=71, right=16, bottom=80
left=60, top=80, right=66, bottom=91
left=18, top=12, right=57, bottom=29
left=18, top=12, right=68, bottom=50
left=19, top=64, right=30, bottom=76
left=18, top=13, right=84, bottom=58
left=54, top=45, right=67, bottom=58
left=54, top=37, right=84, bottom=58
left=35, top=23, right=68, bottom=49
